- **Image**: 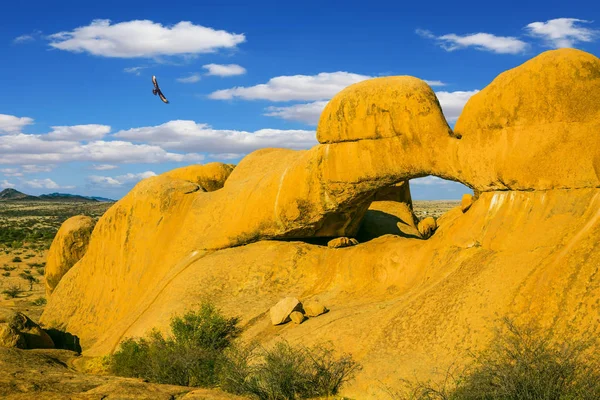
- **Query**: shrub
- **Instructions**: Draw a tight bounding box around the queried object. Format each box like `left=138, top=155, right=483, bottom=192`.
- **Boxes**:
left=19, top=272, right=39, bottom=290
left=396, top=317, right=600, bottom=400
left=36, top=267, right=45, bottom=276
left=2, top=265, right=15, bottom=271
left=109, top=302, right=242, bottom=387
left=12, top=256, right=22, bottom=263
left=2, top=271, right=9, bottom=277
left=2, top=285, right=23, bottom=299
left=32, top=297, right=47, bottom=306
left=219, top=341, right=361, bottom=399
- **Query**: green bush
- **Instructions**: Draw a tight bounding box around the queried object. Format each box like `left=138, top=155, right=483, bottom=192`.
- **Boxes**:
left=2, top=271, right=9, bottom=277
left=19, top=272, right=39, bottom=290
left=109, top=302, right=242, bottom=387
left=12, top=256, right=22, bottom=263
left=396, top=317, right=600, bottom=400
left=2, top=285, right=23, bottom=299
left=32, top=297, right=47, bottom=306
left=36, top=267, right=45, bottom=276
left=219, top=341, right=361, bottom=399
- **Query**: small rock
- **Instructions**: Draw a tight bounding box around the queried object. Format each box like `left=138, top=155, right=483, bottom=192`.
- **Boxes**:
left=418, top=217, right=437, bottom=239
left=303, top=301, right=328, bottom=317
left=270, top=297, right=302, bottom=325
left=0, top=308, right=54, bottom=349
left=327, top=237, right=359, bottom=248
left=461, top=194, right=474, bottom=213
left=289, top=311, right=305, bottom=324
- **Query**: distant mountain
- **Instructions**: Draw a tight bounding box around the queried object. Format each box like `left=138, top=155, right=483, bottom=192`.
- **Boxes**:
left=0, top=188, right=38, bottom=201
left=0, top=189, right=116, bottom=203
left=88, top=196, right=116, bottom=202
left=38, top=193, right=100, bottom=203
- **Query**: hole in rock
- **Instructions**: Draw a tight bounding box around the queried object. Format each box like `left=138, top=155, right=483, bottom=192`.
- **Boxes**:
left=356, top=176, right=473, bottom=242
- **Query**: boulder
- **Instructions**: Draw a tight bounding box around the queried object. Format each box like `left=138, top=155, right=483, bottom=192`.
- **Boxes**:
left=45, top=215, right=95, bottom=297
left=303, top=301, right=328, bottom=317
left=0, top=308, right=54, bottom=349
left=461, top=194, right=474, bottom=213
left=327, top=237, right=359, bottom=248
left=418, top=217, right=437, bottom=239
left=289, top=311, right=305, bottom=324
left=269, top=297, right=302, bottom=325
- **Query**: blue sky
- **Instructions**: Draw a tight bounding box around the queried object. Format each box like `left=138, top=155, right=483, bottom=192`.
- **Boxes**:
left=0, top=0, right=598, bottom=200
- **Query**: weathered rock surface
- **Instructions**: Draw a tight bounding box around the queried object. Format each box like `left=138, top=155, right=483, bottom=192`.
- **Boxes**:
left=161, top=162, right=234, bottom=192
left=45, top=215, right=95, bottom=297
left=40, top=49, right=600, bottom=399
left=0, top=348, right=245, bottom=399
left=0, top=308, right=54, bottom=349
left=270, top=297, right=301, bottom=325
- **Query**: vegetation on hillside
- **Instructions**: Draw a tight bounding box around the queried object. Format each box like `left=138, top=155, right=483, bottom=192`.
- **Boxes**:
left=109, top=301, right=360, bottom=399
left=391, top=317, right=600, bottom=400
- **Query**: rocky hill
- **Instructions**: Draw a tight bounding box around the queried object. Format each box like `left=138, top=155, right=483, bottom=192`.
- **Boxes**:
left=0, top=188, right=38, bottom=201
left=38, top=48, right=600, bottom=399
left=0, top=188, right=114, bottom=203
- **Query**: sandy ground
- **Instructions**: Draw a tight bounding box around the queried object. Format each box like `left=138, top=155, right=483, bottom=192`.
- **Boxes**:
left=0, top=247, right=47, bottom=321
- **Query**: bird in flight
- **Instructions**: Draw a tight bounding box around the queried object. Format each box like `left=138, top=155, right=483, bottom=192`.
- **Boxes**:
left=152, top=75, right=169, bottom=104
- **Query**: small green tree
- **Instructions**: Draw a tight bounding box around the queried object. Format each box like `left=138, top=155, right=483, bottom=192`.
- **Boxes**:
left=19, top=272, right=39, bottom=290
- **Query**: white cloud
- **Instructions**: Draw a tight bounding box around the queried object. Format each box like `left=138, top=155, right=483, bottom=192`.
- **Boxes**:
left=525, top=18, right=599, bottom=48
left=0, top=133, right=201, bottom=165
left=208, top=153, right=244, bottom=160
left=208, top=72, right=372, bottom=101
left=22, top=164, right=55, bottom=173
left=0, top=114, right=34, bottom=133
left=203, top=63, right=246, bottom=76
left=177, top=73, right=201, bottom=83
left=263, top=90, right=479, bottom=125
left=23, top=178, right=74, bottom=190
left=1, top=165, right=54, bottom=177
left=411, top=176, right=453, bottom=185
left=46, top=124, right=111, bottom=141
left=264, top=101, right=329, bottom=125
left=0, top=168, right=22, bottom=177
left=91, top=164, right=118, bottom=170
left=47, top=19, right=246, bottom=58
left=88, top=171, right=157, bottom=187
left=435, top=90, right=480, bottom=123
left=114, top=120, right=317, bottom=153
left=124, top=66, right=147, bottom=75
left=1, top=180, right=15, bottom=188
left=14, top=34, right=35, bottom=44
left=417, top=29, right=528, bottom=54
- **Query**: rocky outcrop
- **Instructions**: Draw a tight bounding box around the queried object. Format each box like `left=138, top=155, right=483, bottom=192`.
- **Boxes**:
left=0, top=348, right=245, bottom=399
left=45, top=215, right=95, bottom=297
left=0, top=308, right=54, bottom=349
left=40, top=49, right=600, bottom=399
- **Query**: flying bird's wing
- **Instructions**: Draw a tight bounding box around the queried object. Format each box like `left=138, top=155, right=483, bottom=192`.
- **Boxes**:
left=157, top=88, right=169, bottom=104
left=152, top=75, right=159, bottom=89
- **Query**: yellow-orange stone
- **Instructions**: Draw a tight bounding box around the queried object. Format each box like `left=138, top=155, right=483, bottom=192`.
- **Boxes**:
left=45, top=215, right=95, bottom=297
left=40, top=49, right=600, bottom=399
